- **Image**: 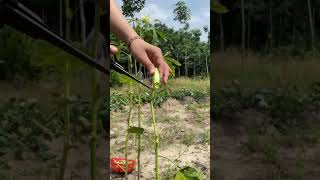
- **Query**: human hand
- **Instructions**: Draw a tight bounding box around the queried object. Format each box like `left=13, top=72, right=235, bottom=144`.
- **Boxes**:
left=110, top=45, right=118, bottom=55
left=130, top=39, right=170, bottom=84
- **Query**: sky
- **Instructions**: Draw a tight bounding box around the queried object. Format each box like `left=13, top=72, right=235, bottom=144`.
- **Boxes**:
left=115, top=0, right=210, bottom=42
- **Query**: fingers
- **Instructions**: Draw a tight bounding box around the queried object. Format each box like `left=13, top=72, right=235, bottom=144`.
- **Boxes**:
left=138, top=52, right=155, bottom=76
left=158, top=63, right=170, bottom=84
left=162, top=64, right=170, bottom=84
left=110, top=45, right=118, bottom=55
left=151, top=48, right=170, bottom=84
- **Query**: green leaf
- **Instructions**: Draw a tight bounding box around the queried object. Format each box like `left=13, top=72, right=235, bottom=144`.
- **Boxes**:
left=165, top=57, right=182, bottom=67
left=211, top=0, right=229, bottom=14
left=174, top=171, right=188, bottom=180
left=156, top=30, right=167, bottom=41
left=152, top=28, right=159, bottom=45
left=127, top=127, right=144, bottom=135
left=174, top=166, right=204, bottom=180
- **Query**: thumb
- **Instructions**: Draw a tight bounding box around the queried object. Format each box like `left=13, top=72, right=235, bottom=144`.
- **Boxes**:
left=110, top=45, right=118, bottom=55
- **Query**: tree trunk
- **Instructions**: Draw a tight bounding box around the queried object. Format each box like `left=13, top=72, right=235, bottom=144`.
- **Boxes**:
left=269, top=1, right=273, bottom=50
left=184, top=50, right=188, bottom=76
left=241, top=0, right=245, bottom=71
left=59, top=0, right=63, bottom=37
left=193, top=61, right=196, bottom=77
left=205, top=54, right=209, bottom=77
left=307, top=0, right=315, bottom=52
left=292, top=16, right=295, bottom=44
left=247, top=11, right=251, bottom=49
left=219, top=14, right=224, bottom=51
left=177, top=54, right=180, bottom=77
left=80, top=0, right=86, bottom=45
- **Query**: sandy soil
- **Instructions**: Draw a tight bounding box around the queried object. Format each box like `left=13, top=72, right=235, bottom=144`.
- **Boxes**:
left=110, top=98, right=210, bottom=179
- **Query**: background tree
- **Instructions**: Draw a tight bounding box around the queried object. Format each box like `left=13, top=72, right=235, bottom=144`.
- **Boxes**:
left=173, top=0, right=191, bottom=76
left=121, top=0, right=146, bottom=18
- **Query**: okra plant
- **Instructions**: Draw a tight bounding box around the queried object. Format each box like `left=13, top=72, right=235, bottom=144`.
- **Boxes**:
left=111, top=16, right=181, bottom=180
left=151, top=68, right=160, bottom=180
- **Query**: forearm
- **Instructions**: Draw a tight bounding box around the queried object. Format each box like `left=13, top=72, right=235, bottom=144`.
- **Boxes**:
left=110, top=0, right=138, bottom=44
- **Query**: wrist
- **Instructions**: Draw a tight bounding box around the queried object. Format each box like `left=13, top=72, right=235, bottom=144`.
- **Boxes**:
left=127, top=35, right=143, bottom=51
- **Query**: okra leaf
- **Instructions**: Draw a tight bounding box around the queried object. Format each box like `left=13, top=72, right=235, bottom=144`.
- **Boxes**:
left=174, top=166, right=204, bottom=180
left=127, top=127, right=144, bottom=135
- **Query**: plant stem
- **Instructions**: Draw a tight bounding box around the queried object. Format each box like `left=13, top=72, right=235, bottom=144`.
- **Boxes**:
left=137, top=93, right=142, bottom=180
left=58, top=65, right=70, bottom=180
left=125, top=82, right=133, bottom=179
left=151, top=90, right=160, bottom=180
left=58, top=1, right=71, bottom=179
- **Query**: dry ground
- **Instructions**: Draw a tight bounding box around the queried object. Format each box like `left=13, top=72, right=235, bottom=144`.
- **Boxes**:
left=110, top=97, right=210, bottom=179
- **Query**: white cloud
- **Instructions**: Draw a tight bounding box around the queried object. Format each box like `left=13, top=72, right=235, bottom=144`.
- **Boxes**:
left=136, top=3, right=172, bottom=22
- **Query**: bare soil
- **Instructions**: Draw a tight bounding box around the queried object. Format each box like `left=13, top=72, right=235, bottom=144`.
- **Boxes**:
left=110, top=98, right=210, bottom=179
left=212, top=110, right=320, bottom=180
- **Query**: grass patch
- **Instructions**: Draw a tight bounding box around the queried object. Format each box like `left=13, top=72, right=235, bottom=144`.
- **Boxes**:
left=181, top=133, right=196, bottom=146
left=111, top=77, right=209, bottom=95
left=213, top=51, right=320, bottom=90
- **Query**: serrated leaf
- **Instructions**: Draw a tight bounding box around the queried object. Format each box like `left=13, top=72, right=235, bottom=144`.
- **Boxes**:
left=127, top=127, right=144, bottom=135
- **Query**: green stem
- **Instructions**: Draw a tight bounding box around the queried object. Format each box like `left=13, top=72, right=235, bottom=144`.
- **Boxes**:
left=58, top=1, right=71, bottom=179
left=125, top=83, right=133, bottom=179
left=58, top=62, right=71, bottom=180
left=137, top=93, right=142, bottom=180
left=151, top=91, right=160, bottom=180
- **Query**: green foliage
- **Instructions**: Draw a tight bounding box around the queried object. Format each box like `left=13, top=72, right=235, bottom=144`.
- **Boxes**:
left=214, top=80, right=320, bottom=134
left=121, top=0, right=146, bottom=17
left=174, top=166, right=204, bottom=180
left=110, top=92, right=129, bottom=111
left=173, top=1, right=192, bottom=25
left=127, top=127, right=144, bottom=135
left=110, top=71, right=132, bottom=87
left=110, top=88, right=209, bottom=111
left=181, top=133, right=196, bottom=146
left=0, top=98, right=53, bottom=160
